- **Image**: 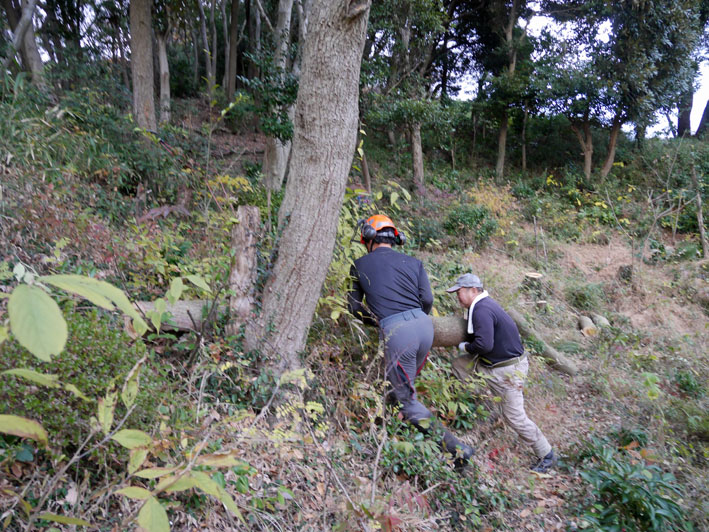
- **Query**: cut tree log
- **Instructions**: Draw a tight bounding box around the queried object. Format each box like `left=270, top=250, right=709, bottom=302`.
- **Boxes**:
left=590, top=313, right=610, bottom=328
left=133, top=300, right=226, bottom=331
left=577, top=315, right=598, bottom=336
left=431, top=311, right=578, bottom=376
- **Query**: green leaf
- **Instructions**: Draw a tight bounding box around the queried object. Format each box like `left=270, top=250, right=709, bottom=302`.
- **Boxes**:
left=40, top=274, right=115, bottom=310
left=132, top=316, right=148, bottom=337
left=185, top=275, right=211, bottom=293
left=137, top=497, right=169, bottom=532
left=37, top=513, right=91, bottom=526
left=134, top=467, right=177, bottom=479
left=390, top=191, right=399, bottom=206
left=64, top=383, right=90, bottom=401
left=2, top=368, right=60, bottom=388
left=8, top=285, right=67, bottom=361
left=167, top=278, right=184, bottom=305
left=97, top=391, right=117, bottom=435
left=0, top=415, right=48, bottom=447
left=121, top=357, right=144, bottom=409
left=0, top=325, right=8, bottom=344
left=111, top=429, right=152, bottom=449
left=115, top=486, right=152, bottom=500
left=128, top=448, right=149, bottom=475
left=156, top=475, right=198, bottom=493
left=190, top=472, right=244, bottom=522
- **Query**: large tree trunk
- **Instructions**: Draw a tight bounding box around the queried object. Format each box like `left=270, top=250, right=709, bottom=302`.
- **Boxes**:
left=263, top=0, right=295, bottom=192
left=198, top=0, right=215, bottom=94
left=495, top=109, right=508, bottom=178
left=130, top=0, right=157, bottom=131
left=600, top=114, right=623, bottom=179
left=156, top=30, right=171, bottom=124
left=677, top=88, right=693, bottom=137
left=411, top=121, right=425, bottom=194
left=247, top=0, right=261, bottom=79
left=2, top=0, right=45, bottom=89
left=245, top=0, right=371, bottom=373
left=226, top=0, right=241, bottom=100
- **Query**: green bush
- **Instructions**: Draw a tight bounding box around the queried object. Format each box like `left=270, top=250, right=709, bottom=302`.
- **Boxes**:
left=0, top=308, right=163, bottom=449
left=674, top=370, right=705, bottom=398
left=409, top=217, right=445, bottom=249
left=565, top=281, right=605, bottom=311
left=572, top=433, right=690, bottom=532
left=443, top=204, right=498, bottom=248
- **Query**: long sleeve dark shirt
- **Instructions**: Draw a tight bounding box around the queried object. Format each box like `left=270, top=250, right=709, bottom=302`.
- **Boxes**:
left=347, top=247, right=433, bottom=324
left=462, top=297, right=524, bottom=365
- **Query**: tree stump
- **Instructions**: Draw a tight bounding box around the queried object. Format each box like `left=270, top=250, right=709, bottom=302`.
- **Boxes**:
left=226, top=205, right=261, bottom=335
left=590, top=313, right=610, bottom=328
left=617, top=265, right=633, bottom=283
left=578, top=315, right=598, bottom=336
left=522, top=272, right=545, bottom=300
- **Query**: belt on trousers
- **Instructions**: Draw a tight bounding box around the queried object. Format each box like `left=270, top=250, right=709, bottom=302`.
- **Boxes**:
left=479, top=351, right=527, bottom=369
left=379, top=308, right=426, bottom=328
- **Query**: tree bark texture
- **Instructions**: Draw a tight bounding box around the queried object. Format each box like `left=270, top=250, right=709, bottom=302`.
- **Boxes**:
left=198, top=0, right=215, bottom=93
left=2, top=0, right=45, bottom=89
left=246, top=0, right=372, bottom=373
left=156, top=30, right=171, bottom=124
left=130, top=0, right=157, bottom=131
left=411, top=121, right=425, bottom=194
left=226, top=0, right=241, bottom=100
left=247, top=0, right=261, bottom=79
left=431, top=314, right=578, bottom=376
left=263, top=0, right=295, bottom=191
left=227, top=206, right=261, bottom=334
left=677, top=88, right=693, bottom=137
left=696, top=98, right=709, bottom=138
left=600, top=114, right=623, bottom=179
left=570, top=118, right=593, bottom=180
left=495, top=109, right=508, bottom=178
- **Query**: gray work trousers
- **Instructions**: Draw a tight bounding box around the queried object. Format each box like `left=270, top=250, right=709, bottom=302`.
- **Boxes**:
left=380, top=309, right=434, bottom=423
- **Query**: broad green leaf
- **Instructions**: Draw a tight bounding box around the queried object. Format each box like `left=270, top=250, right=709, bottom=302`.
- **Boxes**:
left=157, top=475, right=198, bottom=493
left=97, top=391, right=117, bottom=435
left=132, top=316, right=148, bottom=337
left=8, top=285, right=67, bottom=361
left=128, top=448, right=149, bottom=475
left=111, top=429, right=152, bottom=449
left=0, top=325, right=8, bottom=344
left=189, top=471, right=220, bottom=496
left=167, top=278, right=184, bottom=305
left=185, top=275, right=212, bottom=293
left=37, top=513, right=91, bottom=526
left=40, top=275, right=115, bottom=310
left=64, top=383, right=90, bottom=401
left=390, top=191, right=399, bottom=206
left=115, top=486, right=151, bottom=500
left=13, top=263, right=26, bottom=281
left=134, top=467, right=177, bottom=479
left=2, top=368, right=60, bottom=388
left=136, top=497, right=169, bottom=532
left=0, top=415, right=48, bottom=447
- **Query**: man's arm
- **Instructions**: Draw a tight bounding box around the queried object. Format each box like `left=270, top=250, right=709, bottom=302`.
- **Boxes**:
left=418, top=262, right=433, bottom=314
left=347, top=265, right=376, bottom=325
left=463, top=307, right=495, bottom=355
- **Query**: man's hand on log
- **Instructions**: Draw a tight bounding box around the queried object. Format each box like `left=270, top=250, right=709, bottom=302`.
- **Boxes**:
left=458, top=342, right=468, bottom=352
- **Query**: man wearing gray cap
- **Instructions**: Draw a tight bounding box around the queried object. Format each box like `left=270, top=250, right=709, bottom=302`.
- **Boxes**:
left=447, top=273, right=557, bottom=473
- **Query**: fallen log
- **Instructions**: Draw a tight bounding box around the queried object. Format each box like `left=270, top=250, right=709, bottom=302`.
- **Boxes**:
left=431, top=311, right=578, bottom=376
left=133, top=300, right=226, bottom=331
left=577, top=315, right=598, bottom=337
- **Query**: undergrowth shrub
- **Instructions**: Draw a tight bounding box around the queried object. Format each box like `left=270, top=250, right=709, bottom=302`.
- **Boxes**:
left=564, top=281, right=605, bottom=311
left=444, top=204, right=498, bottom=248
left=0, top=308, right=162, bottom=448
left=571, top=430, right=690, bottom=532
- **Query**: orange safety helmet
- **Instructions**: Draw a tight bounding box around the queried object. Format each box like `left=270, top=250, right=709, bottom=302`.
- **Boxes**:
left=360, top=214, right=399, bottom=244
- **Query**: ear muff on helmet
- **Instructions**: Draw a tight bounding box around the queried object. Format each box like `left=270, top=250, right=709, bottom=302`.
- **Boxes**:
left=359, top=214, right=405, bottom=246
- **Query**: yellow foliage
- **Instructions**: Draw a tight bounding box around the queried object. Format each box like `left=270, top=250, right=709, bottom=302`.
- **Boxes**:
left=468, top=181, right=520, bottom=233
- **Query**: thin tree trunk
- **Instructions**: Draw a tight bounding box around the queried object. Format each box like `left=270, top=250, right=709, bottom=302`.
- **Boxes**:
left=198, top=0, right=215, bottom=94
left=226, top=0, right=240, bottom=100
left=210, top=0, right=218, bottom=90
left=570, top=118, right=593, bottom=180
left=411, top=121, right=425, bottom=194
left=156, top=31, right=171, bottom=124
left=191, top=25, right=200, bottom=88
left=496, top=109, right=508, bottom=178
left=227, top=205, right=261, bottom=335
left=361, top=150, right=371, bottom=193
left=221, top=0, right=229, bottom=88
left=600, top=114, right=623, bottom=179
left=130, top=0, right=157, bottom=131
left=118, top=25, right=130, bottom=88
left=245, top=0, right=371, bottom=373
left=692, top=165, right=707, bottom=259
left=2, top=0, right=45, bottom=89
left=247, top=0, right=261, bottom=79
left=263, top=0, right=295, bottom=192
left=521, top=107, right=527, bottom=171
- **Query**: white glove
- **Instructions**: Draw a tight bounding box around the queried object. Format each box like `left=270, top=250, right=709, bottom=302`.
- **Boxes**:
left=458, top=342, right=467, bottom=352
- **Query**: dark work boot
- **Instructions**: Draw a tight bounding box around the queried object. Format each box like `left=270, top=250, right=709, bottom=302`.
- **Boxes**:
left=441, top=429, right=475, bottom=469
left=531, top=449, right=557, bottom=473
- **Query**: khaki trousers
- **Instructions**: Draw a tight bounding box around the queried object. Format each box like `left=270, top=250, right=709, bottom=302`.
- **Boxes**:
left=478, top=356, right=551, bottom=458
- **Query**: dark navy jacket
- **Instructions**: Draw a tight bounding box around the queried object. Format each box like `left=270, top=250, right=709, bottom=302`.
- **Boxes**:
left=462, top=297, right=524, bottom=365
left=347, top=247, right=433, bottom=324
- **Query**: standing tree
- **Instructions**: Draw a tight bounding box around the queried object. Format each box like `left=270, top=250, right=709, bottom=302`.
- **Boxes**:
left=246, top=0, right=372, bottom=373
left=130, top=0, right=157, bottom=131
left=1, top=0, right=46, bottom=89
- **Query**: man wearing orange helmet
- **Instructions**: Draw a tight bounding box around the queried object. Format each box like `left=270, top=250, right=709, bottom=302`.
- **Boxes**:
left=348, top=215, right=474, bottom=468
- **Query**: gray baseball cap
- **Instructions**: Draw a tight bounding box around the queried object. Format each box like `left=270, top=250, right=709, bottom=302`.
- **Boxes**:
left=446, top=273, right=483, bottom=292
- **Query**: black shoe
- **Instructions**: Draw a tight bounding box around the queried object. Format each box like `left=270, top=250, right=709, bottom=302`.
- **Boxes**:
left=531, top=450, right=557, bottom=473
